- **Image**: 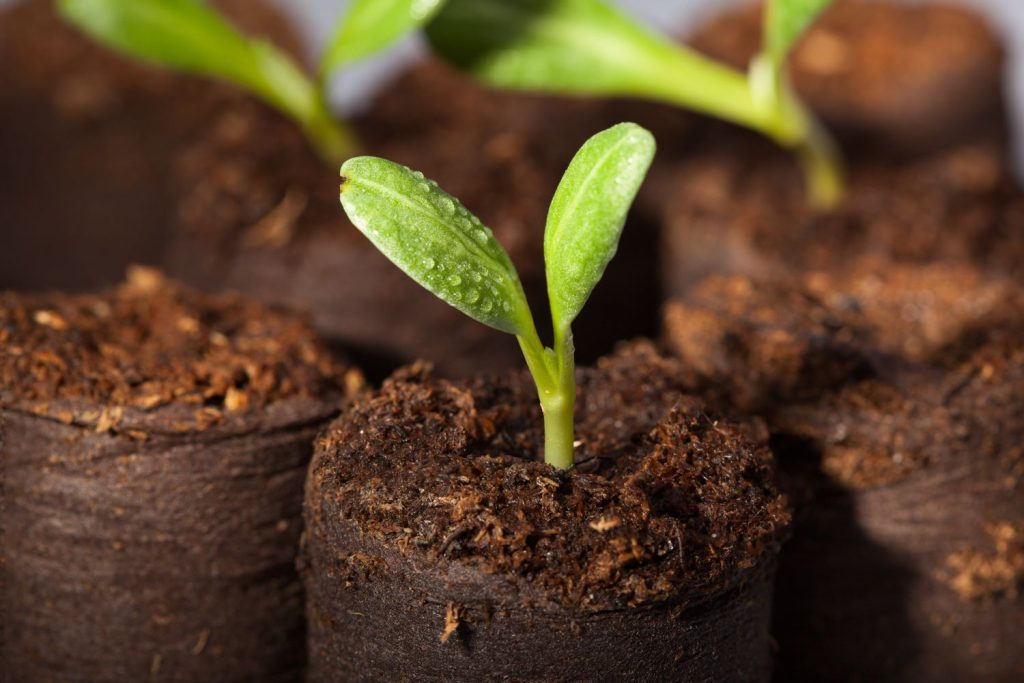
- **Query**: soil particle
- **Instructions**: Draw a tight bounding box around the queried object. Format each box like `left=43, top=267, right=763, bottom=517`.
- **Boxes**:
left=662, top=265, right=1024, bottom=681
left=303, top=342, right=789, bottom=680
left=1, top=270, right=360, bottom=683
left=944, top=522, right=1024, bottom=602
left=689, top=0, right=1007, bottom=156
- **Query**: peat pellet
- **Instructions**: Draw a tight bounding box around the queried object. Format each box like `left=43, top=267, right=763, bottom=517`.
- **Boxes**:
left=0, top=268, right=362, bottom=683
left=660, top=138, right=1023, bottom=293
left=302, top=342, right=789, bottom=681
left=663, top=265, right=1024, bottom=682
left=166, top=60, right=675, bottom=378
left=689, top=0, right=1007, bottom=156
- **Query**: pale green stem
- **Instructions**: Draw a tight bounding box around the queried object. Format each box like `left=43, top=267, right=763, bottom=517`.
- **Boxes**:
left=515, top=319, right=576, bottom=470
left=300, top=94, right=358, bottom=167
left=625, top=41, right=844, bottom=208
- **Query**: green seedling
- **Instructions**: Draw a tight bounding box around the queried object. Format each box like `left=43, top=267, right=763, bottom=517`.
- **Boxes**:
left=426, top=0, right=842, bottom=207
left=338, top=122, right=655, bottom=469
left=58, top=0, right=448, bottom=164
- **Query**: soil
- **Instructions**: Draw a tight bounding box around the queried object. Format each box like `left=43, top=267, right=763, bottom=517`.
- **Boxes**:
left=661, top=131, right=1023, bottom=295
left=662, top=263, right=1024, bottom=682
left=0, top=0, right=300, bottom=292
left=1, top=268, right=362, bottom=683
left=688, top=0, right=1008, bottom=157
left=301, top=341, right=789, bottom=681
left=165, top=59, right=687, bottom=379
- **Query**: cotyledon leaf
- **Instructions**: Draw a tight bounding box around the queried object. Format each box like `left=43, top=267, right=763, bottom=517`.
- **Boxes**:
left=58, top=0, right=318, bottom=127
left=426, top=0, right=682, bottom=96
left=320, top=0, right=448, bottom=77
left=764, top=0, right=833, bottom=66
left=339, top=157, right=530, bottom=335
left=544, top=123, right=655, bottom=332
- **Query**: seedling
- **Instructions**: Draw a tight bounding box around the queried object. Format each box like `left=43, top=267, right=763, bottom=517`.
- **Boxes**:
left=426, top=0, right=842, bottom=207
left=58, top=0, right=448, bottom=164
left=339, top=123, right=654, bottom=469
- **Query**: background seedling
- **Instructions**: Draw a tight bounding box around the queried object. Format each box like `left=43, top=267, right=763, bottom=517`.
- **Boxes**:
left=59, top=0, right=448, bottom=164
left=339, top=123, right=655, bottom=469
left=426, top=0, right=842, bottom=207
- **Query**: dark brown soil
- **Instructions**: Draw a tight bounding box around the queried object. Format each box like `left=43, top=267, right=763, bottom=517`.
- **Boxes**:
left=663, top=264, right=1024, bottom=682
left=1, top=268, right=362, bottom=683
left=661, top=133, right=1023, bottom=294
left=166, top=59, right=685, bottom=378
left=302, top=341, right=789, bottom=681
left=689, top=0, right=1008, bottom=157
left=0, top=0, right=299, bottom=292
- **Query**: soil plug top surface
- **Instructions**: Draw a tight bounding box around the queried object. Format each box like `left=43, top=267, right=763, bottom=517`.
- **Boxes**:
left=311, top=342, right=789, bottom=612
left=0, top=267, right=359, bottom=430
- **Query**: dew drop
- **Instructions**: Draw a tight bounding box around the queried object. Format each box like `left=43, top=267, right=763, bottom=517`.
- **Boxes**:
left=465, top=289, right=480, bottom=303
left=474, top=229, right=488, bottom=244
left=481, top=300, right=494, bottom=313
left=423, top=257, right=436, bottom=270
left=412, top=170, right=425, bottom=180
left=471, top=272, right=483, bottom=283
left=418, top=182, right=430, bottom=193
left=438, top=197, right=455, bottom=216
left=448, top=274, right=462, bottom=286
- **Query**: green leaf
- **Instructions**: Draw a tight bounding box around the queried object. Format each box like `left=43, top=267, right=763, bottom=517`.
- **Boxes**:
left=320, top=0, right=447, bottom=78
left=425, top=0, right=767, bottom=134
left=339, top=157, right=530, bottom=335
left=764, top=0, right=832, bottom=65
left=57, top=0, right=352, bottom=159
left=427, top=0, right=674, bottom=96
left=544, top=123, right=654, bottom=332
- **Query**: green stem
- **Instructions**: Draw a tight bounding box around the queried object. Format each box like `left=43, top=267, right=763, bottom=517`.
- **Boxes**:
left=301, top=95, right=358, bottom=167
left=627, top=42, right=844, bottom=208
left=515, top=319, right=576, bottom=470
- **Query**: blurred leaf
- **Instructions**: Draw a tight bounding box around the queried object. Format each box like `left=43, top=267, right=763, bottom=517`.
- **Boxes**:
left=544, top=123, right=654, bottom=331
left=764, top=0, right=832, bottom=65
left=339, top=157, right=530, bottom=335
left=58, top=0, right=355, bottom=160
left=427, top=0, right=678, bottom=95
left=426, top=0, right=760, bottom=130
left=321, top=0, right=447, bottom=77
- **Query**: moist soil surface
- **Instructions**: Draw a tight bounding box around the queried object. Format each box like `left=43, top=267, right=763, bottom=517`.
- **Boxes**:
left=166, top=58, right=686, bottom=379
left=302, top=341, right=789, bottom=681
left=1, top=268, right=361, bottom=683
left=663, top=263, right=1024, bottom=682
left=688, top=0, right=1007, bottom=157
left=0, top=0, right=300, bottom=292
left=661, top=130, right=1023, bottom=295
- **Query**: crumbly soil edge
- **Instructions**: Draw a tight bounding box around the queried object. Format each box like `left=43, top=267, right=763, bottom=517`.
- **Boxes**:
left=662, top=265, right=1024, bottom=681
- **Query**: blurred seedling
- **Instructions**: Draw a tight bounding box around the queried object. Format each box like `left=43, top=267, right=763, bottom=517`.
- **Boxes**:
left=59, top=0, right=449, bottom=163
left=427, top=0, right=843, bottom=207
